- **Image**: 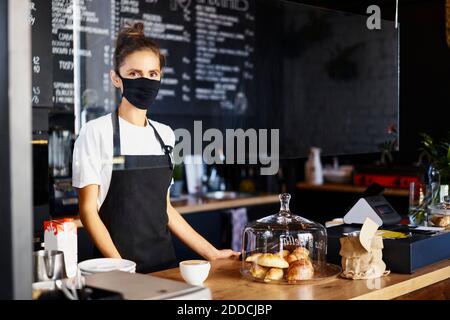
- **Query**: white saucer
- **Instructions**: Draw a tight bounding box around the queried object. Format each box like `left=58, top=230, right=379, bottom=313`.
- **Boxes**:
left=78, top=258, right=136, bottom=274
left=32, top=280, right=56, bottom=291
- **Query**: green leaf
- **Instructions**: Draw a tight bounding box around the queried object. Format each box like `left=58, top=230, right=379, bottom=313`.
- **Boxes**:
left=173, top=164, right=184, bottom=181
left=418, top=131, right=450, bottom=169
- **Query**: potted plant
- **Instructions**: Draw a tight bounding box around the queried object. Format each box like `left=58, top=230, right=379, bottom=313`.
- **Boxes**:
left=408, top=133, right=449, bottom=226
left=419, top=131, right=450, bottom=185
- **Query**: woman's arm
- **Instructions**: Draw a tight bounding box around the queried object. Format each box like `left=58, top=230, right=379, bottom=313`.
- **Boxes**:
left=166, top=193, right=240, bottom=261
left=78, top=184, right=122, bottom=259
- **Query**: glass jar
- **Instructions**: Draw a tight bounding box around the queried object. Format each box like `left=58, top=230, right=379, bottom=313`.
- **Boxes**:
left=428, top=196, right=450, bottom=228
left=240, top=193, right=340, bottom=284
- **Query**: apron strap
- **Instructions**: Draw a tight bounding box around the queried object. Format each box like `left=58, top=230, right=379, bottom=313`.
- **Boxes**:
left=147, top=120, right=172, bottom=156
left=111, top=110, right=174, bottom=169
left=147, top=120, right=174, bottom=170
left=112, top=110, right=121, bottom=157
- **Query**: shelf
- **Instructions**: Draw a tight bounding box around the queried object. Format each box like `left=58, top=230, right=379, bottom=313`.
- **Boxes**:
left=172, top=193, right=280, bottom=214
left=296, top=182, right=409, bottom=197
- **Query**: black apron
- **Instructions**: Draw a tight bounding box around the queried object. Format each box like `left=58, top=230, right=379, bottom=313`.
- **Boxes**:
left=93, top=110, right=177, bottom=273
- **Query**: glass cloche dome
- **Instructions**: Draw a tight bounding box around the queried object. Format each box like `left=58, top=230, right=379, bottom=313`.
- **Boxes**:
left=241, top=193, right=340, bottom=284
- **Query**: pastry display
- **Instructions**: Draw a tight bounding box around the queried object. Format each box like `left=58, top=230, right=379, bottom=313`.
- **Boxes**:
left=245, top=247, right=314, bottom=282
left=241, top=193, right=339, bottom=284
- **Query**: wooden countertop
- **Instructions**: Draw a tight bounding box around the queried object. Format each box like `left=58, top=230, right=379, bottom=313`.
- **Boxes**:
left=297, top=182, right=409, bottom=197
left=72, top=193, right=280, bottom=228
left=151, top=258, right=450, bottom=300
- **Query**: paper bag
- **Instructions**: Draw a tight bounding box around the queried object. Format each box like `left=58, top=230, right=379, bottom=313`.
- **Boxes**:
left=339, top=218, right=390, bottom=280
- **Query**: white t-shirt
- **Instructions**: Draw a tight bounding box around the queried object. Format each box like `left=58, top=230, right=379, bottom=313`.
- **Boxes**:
left=72, top=113, right=175, bottom=210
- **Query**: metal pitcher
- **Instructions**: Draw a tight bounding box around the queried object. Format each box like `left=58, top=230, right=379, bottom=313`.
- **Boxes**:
left=33, top=250, right=67, bottom=282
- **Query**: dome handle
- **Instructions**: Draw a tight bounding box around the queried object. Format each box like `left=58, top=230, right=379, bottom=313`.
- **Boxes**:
left=279, top=193, right=291, bottom=214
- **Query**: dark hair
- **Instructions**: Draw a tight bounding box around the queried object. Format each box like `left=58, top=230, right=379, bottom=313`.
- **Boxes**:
left=114, top=22, right=165, bottom=75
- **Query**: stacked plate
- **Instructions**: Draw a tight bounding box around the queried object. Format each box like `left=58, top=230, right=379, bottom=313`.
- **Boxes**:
left=78, top=258, right=136, bottom=276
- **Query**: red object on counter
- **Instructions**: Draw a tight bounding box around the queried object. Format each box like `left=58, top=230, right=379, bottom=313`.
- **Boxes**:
left=44, top=218, right=77, bottom=236
left=353, top=173, right=420, bottom=189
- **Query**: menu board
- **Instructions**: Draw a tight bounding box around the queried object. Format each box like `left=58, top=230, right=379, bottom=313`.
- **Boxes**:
left=31, top=0, right=256, bottom=130
left=30, top=0, right=53, bottom=107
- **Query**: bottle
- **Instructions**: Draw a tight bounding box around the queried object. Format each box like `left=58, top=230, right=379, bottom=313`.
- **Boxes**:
left=305, top=147, right=323, bottom=185
left=428, top=164, right=441, bottom=204
left=333, top=156, right=339, bottom=170
left=239, top=167, right=256, bottom=194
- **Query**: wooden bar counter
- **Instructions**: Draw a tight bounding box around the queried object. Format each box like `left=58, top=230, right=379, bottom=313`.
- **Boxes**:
left=151, top=258, right=450, bottom=300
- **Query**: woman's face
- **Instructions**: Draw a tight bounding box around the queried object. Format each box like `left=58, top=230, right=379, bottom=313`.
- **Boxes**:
left=111, top=49, right=161, bottom=92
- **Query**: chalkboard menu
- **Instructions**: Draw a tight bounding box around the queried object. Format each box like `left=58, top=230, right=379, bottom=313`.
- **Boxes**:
left=30, top=0, right=53, bottom=107
left=31, top=0, right=256, bottom=131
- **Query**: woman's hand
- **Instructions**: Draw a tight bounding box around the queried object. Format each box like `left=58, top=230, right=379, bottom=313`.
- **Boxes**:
left=167, top=193, right=241, bottom=262
left=208, top=249, right=241, bottom=261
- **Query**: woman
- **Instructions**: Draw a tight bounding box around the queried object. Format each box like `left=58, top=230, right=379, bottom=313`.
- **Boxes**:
left=72, top=23, right=239, bottom=273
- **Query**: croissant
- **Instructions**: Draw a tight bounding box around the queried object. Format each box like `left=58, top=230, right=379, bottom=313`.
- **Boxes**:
left=430, top=215, right=450, bottom=227
left=264, top=268, right=284, bottom=281
left=245, top=253, right=262, bottom=263
left=279, top=250, right=290, bottom=258
left=286, top=259, right=314, bottom=281
left=292, top=247, right=310, bottom=260
left=257, top=253, right=289, bottom=269
left=286, top=254, right=298, bottom=264
left=250, top=263, right=268, bottom=279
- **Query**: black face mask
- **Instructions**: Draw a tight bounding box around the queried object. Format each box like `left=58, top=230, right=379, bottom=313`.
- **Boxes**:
left=119, top=75, right=161, bottom=110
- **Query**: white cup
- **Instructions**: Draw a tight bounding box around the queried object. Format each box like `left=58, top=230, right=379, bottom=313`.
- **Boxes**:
left=179, top=260, right=211, bottom=286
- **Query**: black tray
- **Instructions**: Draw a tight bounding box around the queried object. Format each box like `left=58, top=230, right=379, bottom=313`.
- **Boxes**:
left=327, top=224, right=450, bottom=274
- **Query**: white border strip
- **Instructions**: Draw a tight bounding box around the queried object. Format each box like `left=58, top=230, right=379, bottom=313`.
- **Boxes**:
left=395, top=0, right=399, bottom=28
left=8, top=0, right=32, bottom=300
left=73, top=0, right=81, bottom=135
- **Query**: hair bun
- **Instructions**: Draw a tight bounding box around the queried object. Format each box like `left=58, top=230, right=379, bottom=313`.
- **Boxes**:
left=120, top=22, right=145, bottom=38
left=114, top=21, right=165, bottom=73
